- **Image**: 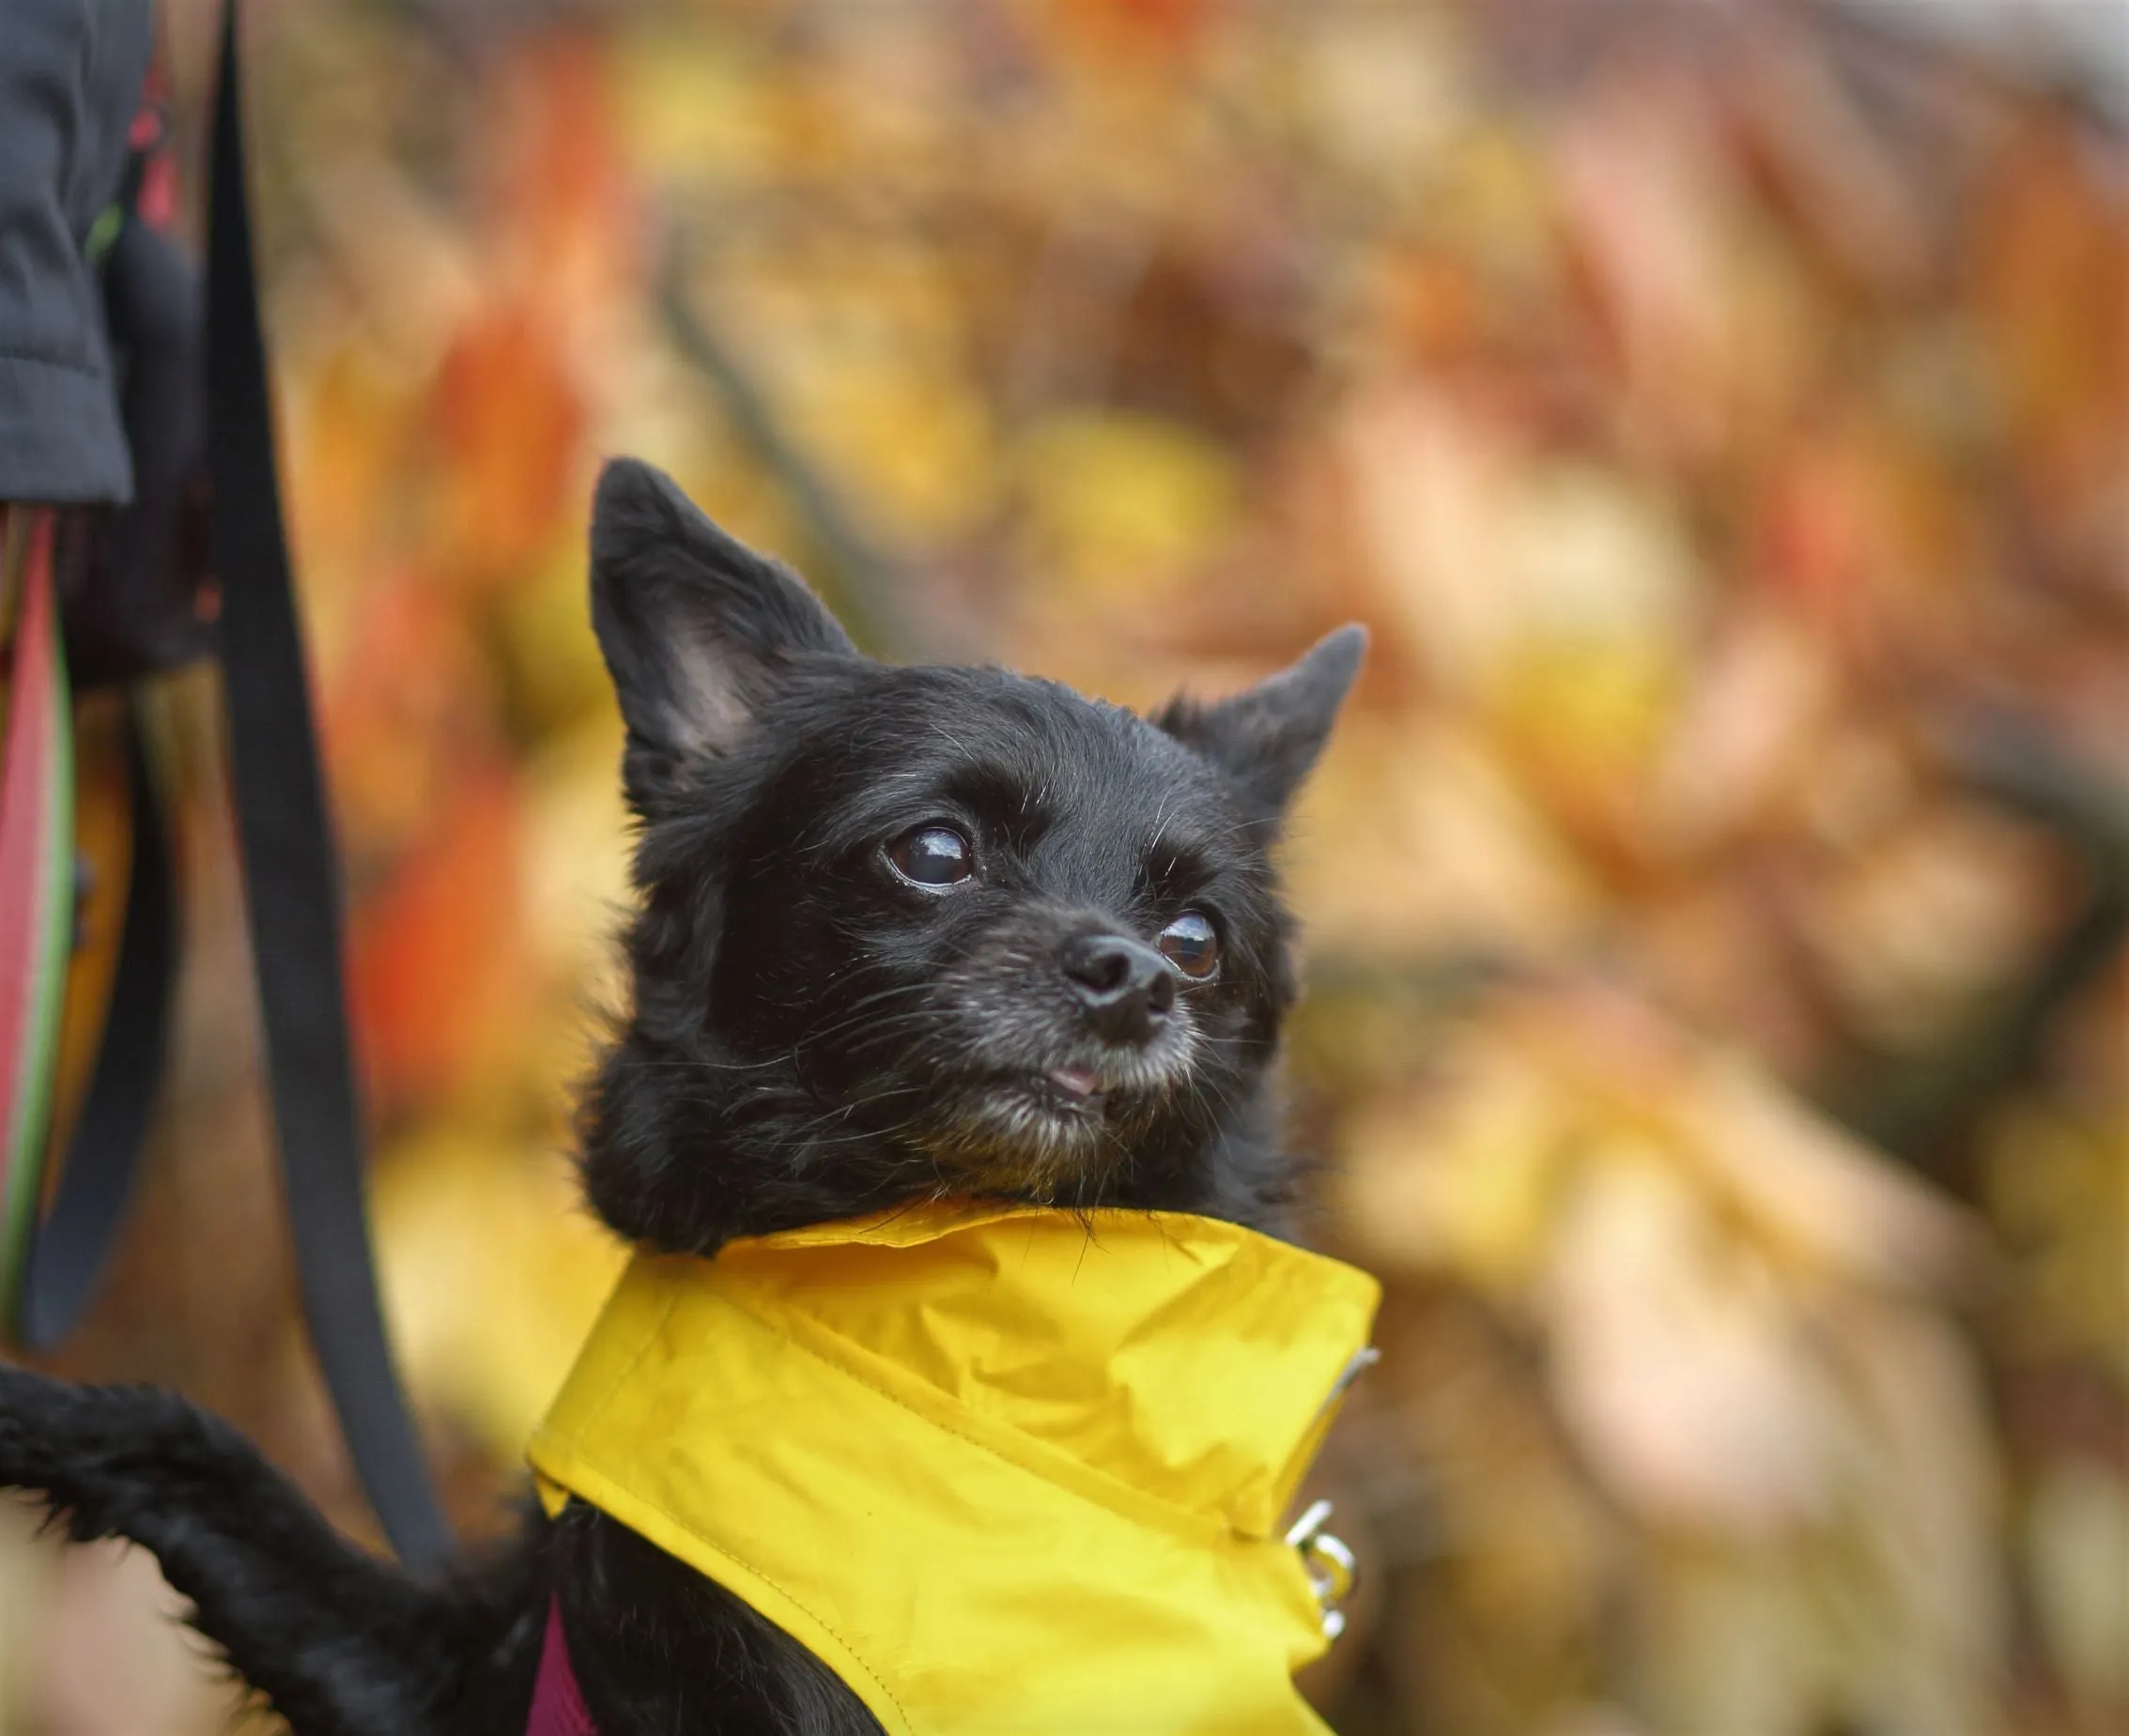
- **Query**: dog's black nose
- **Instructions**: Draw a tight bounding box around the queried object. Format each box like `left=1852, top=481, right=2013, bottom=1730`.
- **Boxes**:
left=1060, top=934, right=1176, bottom=1046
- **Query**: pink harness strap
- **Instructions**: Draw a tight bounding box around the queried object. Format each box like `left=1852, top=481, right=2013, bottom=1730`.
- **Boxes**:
left=528, top=1599, right=598, bottom=1736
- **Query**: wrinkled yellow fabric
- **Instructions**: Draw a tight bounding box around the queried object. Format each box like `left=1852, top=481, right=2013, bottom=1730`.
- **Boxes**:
left=528, top=1201, right=1381, bottom=1736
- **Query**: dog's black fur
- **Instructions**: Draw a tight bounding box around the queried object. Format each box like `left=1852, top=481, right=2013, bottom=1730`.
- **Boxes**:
left=0, top=458, right=1363, bottom=1735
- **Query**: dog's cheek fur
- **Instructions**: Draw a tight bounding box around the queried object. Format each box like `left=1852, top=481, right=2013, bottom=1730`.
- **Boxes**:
left=573, top=692, right=933, bottom=1252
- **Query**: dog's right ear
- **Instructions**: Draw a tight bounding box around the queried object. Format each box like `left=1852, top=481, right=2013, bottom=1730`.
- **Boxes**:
left=1152, top=624, right=1365, bottom=837
left=589, top=457, right=856, bottom=769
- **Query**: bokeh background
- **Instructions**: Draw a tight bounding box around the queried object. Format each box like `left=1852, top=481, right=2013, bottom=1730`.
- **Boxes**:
left=2, top=1, right=2124, bottom=1731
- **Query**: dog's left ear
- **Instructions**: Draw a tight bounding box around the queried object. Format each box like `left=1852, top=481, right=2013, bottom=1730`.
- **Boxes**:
left=1152, top=625, right=1366, bottom=831
left=589, top=457, right=856, bottom=770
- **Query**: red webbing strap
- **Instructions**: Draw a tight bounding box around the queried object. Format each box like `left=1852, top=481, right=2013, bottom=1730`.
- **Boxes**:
left=0, top=510, right=76, bottom=1316
left=528, top=1599, right=601, bottom=1736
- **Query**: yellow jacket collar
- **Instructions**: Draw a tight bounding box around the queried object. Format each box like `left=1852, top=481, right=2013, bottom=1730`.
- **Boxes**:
left=530, top=1201, right=1381, bottom=1736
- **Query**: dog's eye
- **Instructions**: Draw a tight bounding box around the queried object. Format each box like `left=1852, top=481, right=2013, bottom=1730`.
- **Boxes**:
left=887, top=824, right=974, bottom=889
left=1158, top=911, right=1220, bottom=979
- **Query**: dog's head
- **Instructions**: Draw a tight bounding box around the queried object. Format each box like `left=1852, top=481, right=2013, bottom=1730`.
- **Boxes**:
left=579, top=459, right=1363, bottom=1251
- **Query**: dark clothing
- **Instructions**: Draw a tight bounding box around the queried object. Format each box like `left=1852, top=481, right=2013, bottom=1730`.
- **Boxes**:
left=0, top=0, right=154, bottom=502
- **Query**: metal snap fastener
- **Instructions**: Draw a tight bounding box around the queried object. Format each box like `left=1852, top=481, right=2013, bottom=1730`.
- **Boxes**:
left=1285, top=1498, right=1358, bottom=1641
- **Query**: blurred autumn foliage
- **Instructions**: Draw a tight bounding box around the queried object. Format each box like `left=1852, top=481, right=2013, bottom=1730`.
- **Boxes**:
left=2, top=2, right=2124, bottom=1733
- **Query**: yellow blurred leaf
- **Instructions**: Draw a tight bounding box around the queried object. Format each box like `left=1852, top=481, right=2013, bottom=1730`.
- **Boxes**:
left=1015, top=409, right=1237, bottom=597
left=377, top=1129, right=628, bottom=1461
left=1337, top=1055, right=1572, bottom=1296
left=2025, top=1460, right=2129, bottom=1713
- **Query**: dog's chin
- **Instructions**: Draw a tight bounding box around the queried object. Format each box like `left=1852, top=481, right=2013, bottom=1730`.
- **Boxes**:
left=915, top=1069, right=1150, bottom=1201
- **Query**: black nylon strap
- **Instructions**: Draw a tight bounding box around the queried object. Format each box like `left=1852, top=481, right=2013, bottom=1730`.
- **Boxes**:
left=206, top=2, right=450, bottom=1575
left=17, top=704, right=173, bottom=1351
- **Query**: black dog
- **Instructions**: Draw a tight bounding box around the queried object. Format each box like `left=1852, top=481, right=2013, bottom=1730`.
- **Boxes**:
left=0, top=458, right=1364, bottom=1736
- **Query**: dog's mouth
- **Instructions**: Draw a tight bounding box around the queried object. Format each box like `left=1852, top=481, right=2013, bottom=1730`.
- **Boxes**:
left=894, top=1017, right=1202, bottom=1194
left=915, top=1063, right=1147, bottom=1180
left=992, top=1039, right=1196, bottom=1125
left=1039, top=1066, right=1105, bottom=1111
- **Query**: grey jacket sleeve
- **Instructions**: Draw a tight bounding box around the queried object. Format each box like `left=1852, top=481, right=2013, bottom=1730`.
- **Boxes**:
left=0, top=0, right=155, bottom=503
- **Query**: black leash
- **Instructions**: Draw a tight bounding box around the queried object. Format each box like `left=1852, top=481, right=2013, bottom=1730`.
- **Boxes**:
left=202, top=0, right=451, bottom=1575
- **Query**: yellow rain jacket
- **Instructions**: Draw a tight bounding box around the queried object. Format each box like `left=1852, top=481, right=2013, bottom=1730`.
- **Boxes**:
left=529, top=1201, right=1381, bottom=1736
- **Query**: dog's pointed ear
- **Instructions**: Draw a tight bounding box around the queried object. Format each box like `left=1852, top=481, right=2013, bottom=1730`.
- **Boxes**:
left=590, top=457, right=856, bottom=766
left=1153, top=625, right=1366, bottom=830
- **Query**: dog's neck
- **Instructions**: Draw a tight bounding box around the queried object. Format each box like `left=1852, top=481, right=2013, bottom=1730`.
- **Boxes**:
left=575, top=1026, right=1303, bottom=1258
